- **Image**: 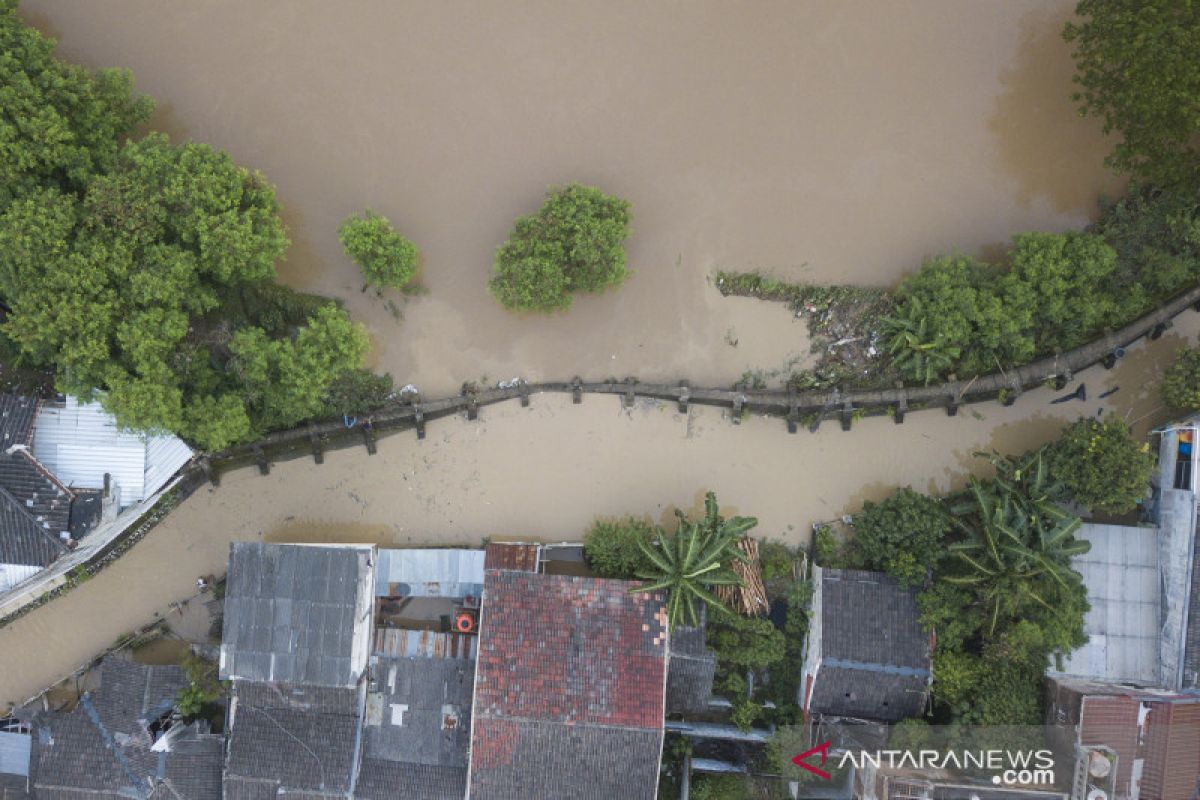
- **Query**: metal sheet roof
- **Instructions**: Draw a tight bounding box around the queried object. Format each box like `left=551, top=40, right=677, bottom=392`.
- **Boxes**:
left=221, top=543, right=375, bottom=688
left=374, top=548, right=484, bottom=599
left=1054, top=524, right=1163, bottom=685
left=0, top=731, right=29, bottom=777
left=32, top=397, right=192, bottom=505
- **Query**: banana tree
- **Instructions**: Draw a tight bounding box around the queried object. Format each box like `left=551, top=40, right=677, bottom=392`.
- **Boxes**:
left=632, top=492, right=754, bottom=628
left=945, top=470, right=1089, bottom=637
left=881, top=309, right=960, bottom=385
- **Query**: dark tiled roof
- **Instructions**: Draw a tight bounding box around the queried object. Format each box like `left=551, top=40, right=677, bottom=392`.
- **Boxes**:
left=810, top=568, right=931, bottom=722
left=30, top=658, right=220, bottom=800
left=0, top=396, right=36, bottom=450
left=666, top=617, right=716, bottom=715
left=0, top=773, right=28, bottom=800
left=0, top=487, right=65, bottom=568
left=0, top=451, right=72, bottom=536
left=469, top=570, right=668, bottom=799
left=221, top=543, right=371, bottom=688
left=483, top=542, right=539, bottom=572
left=363, top=657, right=472, bottom=769
left=224, top=682, right=358, bottom=797
left=470, top=718, right=663, bottom=800
left=354, top=759, right=465, bottom=800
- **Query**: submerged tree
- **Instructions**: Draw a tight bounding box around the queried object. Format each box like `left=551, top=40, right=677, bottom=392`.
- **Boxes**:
left=1047, top=417, right=1154, bottom=515
left=338, top=209, right=419, bottom=290
left=1162, top=346, right=1200, bottom=411
left=489, top=183, right=632, bottom=312
left=1064, top=0, right=1200, bottom=189
left=633, top=492, right=752, bottom=628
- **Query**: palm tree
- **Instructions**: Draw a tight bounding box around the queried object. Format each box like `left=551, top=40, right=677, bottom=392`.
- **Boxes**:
left=632, top=492, right=754, bottom=628
left=945, top=452, right=1090, bottom=636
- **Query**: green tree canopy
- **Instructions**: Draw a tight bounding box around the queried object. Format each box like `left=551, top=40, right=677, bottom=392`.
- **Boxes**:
left=1047, top=417, right=1154, bottom=515
left=1163, top=346, right=1200, bottom=410
left=489, top=183, right=632, bottom=312
left=583, top=516, right=656, bottom=579
left=1063, top=0, right=1200, bottom=189
left=338, top=209, right=419, bottom=290
left=0, top=134, right=367, bottom=449
left=851, top=487, right=950, bottom=585
left=0, top=0, right=153, bottom=211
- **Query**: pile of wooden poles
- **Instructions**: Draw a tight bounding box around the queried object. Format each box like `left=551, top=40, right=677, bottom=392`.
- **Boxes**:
left=716, top=536, right=769, bottom=616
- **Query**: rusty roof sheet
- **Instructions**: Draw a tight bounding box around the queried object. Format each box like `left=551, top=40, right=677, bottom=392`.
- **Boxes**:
left=482, top=543, right=539, bottom=573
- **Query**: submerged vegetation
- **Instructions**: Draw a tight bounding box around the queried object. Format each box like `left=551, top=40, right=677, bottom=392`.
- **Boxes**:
left=0, top=4, right=386, bottom=449
left=489, top=183, right=632, bottom=312
left=339, top=209, right=419, bottom=292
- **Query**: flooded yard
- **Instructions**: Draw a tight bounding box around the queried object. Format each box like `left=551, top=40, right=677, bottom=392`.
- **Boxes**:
left=1, top=0, right=1169, bottom=704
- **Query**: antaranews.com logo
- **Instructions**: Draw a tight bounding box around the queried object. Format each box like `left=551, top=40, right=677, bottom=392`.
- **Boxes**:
left=793, top=741, right=1056, bottom=787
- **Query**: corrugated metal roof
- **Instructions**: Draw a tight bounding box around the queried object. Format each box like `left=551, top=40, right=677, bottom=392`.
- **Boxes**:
left=0, top=731, right=30, bottom=777
left=32, top=397, right=192, bottom=505
left=374, top=548, right=484, bottom=599
left=221, top=543, right=375, bottom=688
left=1053, top=524, right=1163, bottom=685
left=372, top=629, right=474, bottom=660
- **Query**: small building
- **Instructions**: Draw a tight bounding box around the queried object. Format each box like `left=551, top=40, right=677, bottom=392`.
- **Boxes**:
left=1046, top=676, right=1200, bottom=800
left=28, top=657, right=223, bottom=800
left=31, top=395, right=192, bottom=510
left=219, top=542, right=375, bottom=688
left=1049, top=523, right=1181, bottom=688
left=800, top=567, right=932, bottom=723
left=0, top=395, right=90, bottom=592
left=465, top=566, right=670, bottom=799
left=665, top=609, right=717, bottom=716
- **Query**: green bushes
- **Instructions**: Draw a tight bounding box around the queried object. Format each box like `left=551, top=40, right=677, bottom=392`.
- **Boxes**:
left=582, top=517, right=656, bottom=579
left=1047, top=417, right=1154, bottom=515
left=849, top=488, right=949, bottom=586
left=338, top=210, right=419, bottom=290
left=1064, top=0, right=1200, bottom=190
left=489, top=184, right=632, bottom=311
left=1163, top=346, right=1200, bottom=410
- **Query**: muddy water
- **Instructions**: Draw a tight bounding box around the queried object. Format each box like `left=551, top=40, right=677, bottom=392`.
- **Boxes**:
left=24, top=0, right=1119, bottom=394
left=2, top=1, right=1151, bottom=704
left=3, top=313, right=1198, bottom=706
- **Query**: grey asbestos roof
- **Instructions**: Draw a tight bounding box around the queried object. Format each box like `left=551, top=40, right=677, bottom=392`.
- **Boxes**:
left=0, top=773, right=28, bottom=800
left=810, top=568, right=930, bottom=722
left=30, top=658, right=221, bottom=800
left=363, top=657, right=473, bottom=769
left=374, top=548, right=484, bottom=599
left=666, top=619, right=716, bottom=715
left=221, top=543, right=372, bottom=688
left=354, top=760, right=465, bottom=800
left=224, top=682, right=359, bottom=798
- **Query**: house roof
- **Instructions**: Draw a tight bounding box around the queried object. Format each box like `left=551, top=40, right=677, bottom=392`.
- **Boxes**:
left=364, top=656, right=473, bottom=769
left=665, top=612, right=716, bottom=715
left=223, top=682, right=360, bottom=799
left=30, top=658, right=221, bottom=800
left=0, top=486, right=66, bottom=568
left=221, top=543, right=374, bottom=688
left=809, top=568, right=930, bottom=722
left=374, top=548, right=484, bottom=600
left=482, top=542, right=539, bottom=573
left=468, top=569, right=668, bottom=800
left=31, top=395, right=192, bottom=505
left=0, top=395, right=36, bottom=450
left=1052, top=523, right=1164, bottom=686
left=355, top=760, right=465, bottom=800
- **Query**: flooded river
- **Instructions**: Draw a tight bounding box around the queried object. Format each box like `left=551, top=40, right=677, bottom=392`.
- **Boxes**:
left=24, top=0, right=1120, bottom=393
left=2, top=1, right=1164, bottom=704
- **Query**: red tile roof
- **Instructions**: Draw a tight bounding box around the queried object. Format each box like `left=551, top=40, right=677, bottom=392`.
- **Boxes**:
left=1142, top=699, right=1200, bottom=800
left=468, top=569, right=669, bottom=799
left=1080, top=695, right=1140, bottom=794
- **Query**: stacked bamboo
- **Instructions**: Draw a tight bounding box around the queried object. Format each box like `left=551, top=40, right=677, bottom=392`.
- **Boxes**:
left=716, top=536, right=769, bottom=616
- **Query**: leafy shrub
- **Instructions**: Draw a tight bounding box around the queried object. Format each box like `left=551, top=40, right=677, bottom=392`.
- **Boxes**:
left=706, top=614, right=786, bottom=672
left=489, top=184, right=632, bottom=311
left=176, top=655, right=222, bottom=719
left=1162, top=346, right=1200, bottom=410
left=851, top=488, right=948, bottom=586
left=339, top=210, right=419, bottom=290
left=1047, top=417, right=1154, bottom=514
left=583, top=517, right=655, bottom=579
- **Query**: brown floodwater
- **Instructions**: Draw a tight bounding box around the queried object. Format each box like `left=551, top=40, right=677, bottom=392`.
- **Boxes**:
left=3, top=0, right=1164, bottom=705
left=23, top=0, right=1120, bottom=394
